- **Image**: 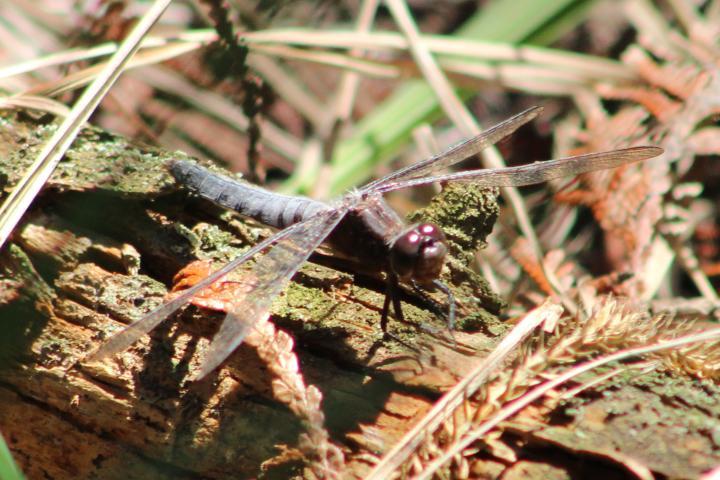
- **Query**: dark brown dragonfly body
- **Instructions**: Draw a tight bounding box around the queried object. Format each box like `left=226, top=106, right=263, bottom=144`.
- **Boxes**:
left=89, top=107, right=663, bottom=379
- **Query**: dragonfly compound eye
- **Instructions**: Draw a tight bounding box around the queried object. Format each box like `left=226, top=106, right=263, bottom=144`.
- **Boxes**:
left=390, top=223, right=448, bottom=283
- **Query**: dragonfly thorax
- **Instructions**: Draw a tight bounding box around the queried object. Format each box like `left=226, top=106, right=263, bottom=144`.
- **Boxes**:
left=389, top=223, right=447, bottom=283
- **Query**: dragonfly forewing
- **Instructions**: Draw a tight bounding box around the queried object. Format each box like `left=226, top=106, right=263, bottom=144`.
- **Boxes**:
left=373, top=146, right=663, bottom=194
left=362, top=106, right=543, bottom=191
left=87, top=213, right=339, bottom=363
left=192, top=206, right=347, bottom=380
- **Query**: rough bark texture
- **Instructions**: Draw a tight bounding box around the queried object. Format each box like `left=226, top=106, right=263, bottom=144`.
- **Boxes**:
left=0, top=112, right=717, bottom=479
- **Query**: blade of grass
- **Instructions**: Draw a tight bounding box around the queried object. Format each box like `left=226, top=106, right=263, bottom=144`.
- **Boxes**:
left=242, top=29, right=632, bottom=82
left=0, top=433, right=24, bottom=480
left=0, top=33, right=215, bottom=80
left=4, top=29, right=631, bottom=125
left=525, top=0, right=596, bottom=45
left=0, top=0, right=172, bottom=250
left=23, top=43, right=204, bottom=97
left=326, top=0, right=596, bottom=195
left=0, top=94, right=69, bottom=116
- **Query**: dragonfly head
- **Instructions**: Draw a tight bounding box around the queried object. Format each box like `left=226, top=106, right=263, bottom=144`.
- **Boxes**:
left=390, top=223, right=448, bottom=283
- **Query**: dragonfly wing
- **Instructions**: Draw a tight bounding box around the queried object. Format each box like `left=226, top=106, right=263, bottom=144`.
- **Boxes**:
left=373, top=146, right=663, bottom=194
left=362, top=106, right=542, bottom=192
left=87, top=213, right=335, bottom=363
left=193, top=206, right=347, bottom=380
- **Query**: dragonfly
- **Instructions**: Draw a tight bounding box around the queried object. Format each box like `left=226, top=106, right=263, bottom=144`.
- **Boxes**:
left=87, top=106, right=662, bottom=380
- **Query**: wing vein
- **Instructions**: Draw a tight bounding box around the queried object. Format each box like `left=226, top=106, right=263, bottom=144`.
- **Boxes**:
left=374, top=146, right=663, bottom=194
left=193, top=206, right=347, bottom=379
left=87, top=210, right=343, bottom=363
left=362, top=106, right=542, bottom=191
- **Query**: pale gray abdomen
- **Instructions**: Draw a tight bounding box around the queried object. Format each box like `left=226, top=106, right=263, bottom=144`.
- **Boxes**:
left=169, top=160, right=332, bottom=228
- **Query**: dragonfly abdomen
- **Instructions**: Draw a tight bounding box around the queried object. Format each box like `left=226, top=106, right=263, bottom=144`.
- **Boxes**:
left=169, top=160, right=331, bottom=229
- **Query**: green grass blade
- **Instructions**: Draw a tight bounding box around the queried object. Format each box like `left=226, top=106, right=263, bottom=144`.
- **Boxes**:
left=325, top=0, right=594, bottom=196
left=0, top=433, right=24, bottom=480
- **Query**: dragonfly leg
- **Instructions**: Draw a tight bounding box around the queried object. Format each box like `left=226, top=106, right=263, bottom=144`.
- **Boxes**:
left=431, top=279, right=456, bottom=331
left=380, top=273, right=405, bottom=334
left=410, top=279, right=457, bottom=335
left=380, top=286, right=391, bottom=332
left=391, top=283, right=405, bottom=325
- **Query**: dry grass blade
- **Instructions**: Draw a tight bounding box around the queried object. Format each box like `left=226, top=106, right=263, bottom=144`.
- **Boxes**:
left=365, top=300, right=562, bottom=480
left=672, top=238, right=719, bottom=301
left=24, top=43, right=201, bottom=98
left=251, top=44, right=396, bottom=78
left=0, top=32, right=215, bottom=81
left=242, top=29, right=635, bottom=82
left=336, top=0, right=381, bottom=109
left=0, top=29, right=635, bottom=94
left=0, top=94, right=69, bottom=117
left=0, top=44, right=119, bottom=80
left=235, top=28, right=642, bottom=97
left=440, top=60, right=603, bottom=95
left=0, top=0, right=172, bottom=250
